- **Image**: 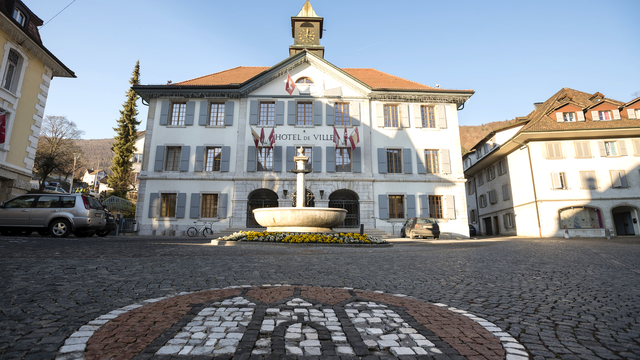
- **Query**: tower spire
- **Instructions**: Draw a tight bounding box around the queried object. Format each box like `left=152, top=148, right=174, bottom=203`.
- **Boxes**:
left=289, top=1, right=324, bottom=58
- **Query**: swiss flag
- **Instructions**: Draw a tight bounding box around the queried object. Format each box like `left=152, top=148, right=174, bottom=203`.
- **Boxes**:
left=333, top=126, right=340, bottom=148
left=268, top=127, right=275, bottom=149
left=344, top=127, right=348, bottom=146
left=260, top=127, right=265, bottom=145
left=0, top=113, right=5, bottom=144
left=285, top=73, right=296, bottom=95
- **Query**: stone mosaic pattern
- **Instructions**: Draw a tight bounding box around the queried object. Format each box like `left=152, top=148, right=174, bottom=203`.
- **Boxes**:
left=56, top=285, right=518, bottom=359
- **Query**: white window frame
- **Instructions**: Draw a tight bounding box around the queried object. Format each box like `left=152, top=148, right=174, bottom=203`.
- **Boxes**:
left=563, top=112, right=575, bottom=122
left=604, top=141, right=618, bottom=157
left=551, top=172, right=568, bottom=190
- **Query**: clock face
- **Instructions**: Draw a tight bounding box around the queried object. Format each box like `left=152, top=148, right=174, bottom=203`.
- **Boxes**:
left=298, top=28, right=316, bottom=44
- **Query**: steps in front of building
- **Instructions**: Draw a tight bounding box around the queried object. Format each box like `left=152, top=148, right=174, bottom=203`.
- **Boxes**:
left=211, top=227, right=391, bottom=239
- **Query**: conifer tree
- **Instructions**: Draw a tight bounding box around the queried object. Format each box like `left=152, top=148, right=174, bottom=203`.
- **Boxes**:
left=109, top=61, right=141, bottom=197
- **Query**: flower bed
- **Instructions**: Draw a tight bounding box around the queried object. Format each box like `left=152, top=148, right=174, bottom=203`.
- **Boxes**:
left=218, top=231, right=387, bottom=245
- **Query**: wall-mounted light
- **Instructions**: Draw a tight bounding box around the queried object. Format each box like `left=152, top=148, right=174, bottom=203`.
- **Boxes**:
left=283, top=189, right=288, bottom=197
left=319, top=189, right=324, bottom=199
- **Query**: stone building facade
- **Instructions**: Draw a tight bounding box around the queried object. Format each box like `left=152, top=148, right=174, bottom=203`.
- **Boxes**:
left=464, top=88, right=640, bottom=238
left=0, top=0, right=74, bottom=201
left=133, top=1, right=473, bottom=237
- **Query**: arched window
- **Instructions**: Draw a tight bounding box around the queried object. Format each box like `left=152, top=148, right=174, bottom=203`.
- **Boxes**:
left=295, top=77, right=314, bottom=84
left=559, top=207, right=602, bottom=229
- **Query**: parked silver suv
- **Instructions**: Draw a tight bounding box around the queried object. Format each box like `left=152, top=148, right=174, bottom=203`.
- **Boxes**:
left=0, top=194, right=105, bottom=238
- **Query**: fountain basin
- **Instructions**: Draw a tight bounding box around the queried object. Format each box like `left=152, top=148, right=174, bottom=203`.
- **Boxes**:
left=253, top=207, right=347, bottom=233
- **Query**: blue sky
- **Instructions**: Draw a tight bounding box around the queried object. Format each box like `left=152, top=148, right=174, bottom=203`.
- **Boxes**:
left=27, top=0, right=640, bottom=139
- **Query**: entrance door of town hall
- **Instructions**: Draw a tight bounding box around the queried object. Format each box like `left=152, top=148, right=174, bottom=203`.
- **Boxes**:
left=328, top=190, right=360, bottom=228
left=246, top=189, right=279, bottom=228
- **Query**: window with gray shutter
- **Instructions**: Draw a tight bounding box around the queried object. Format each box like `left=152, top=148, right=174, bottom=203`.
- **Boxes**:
left=180, top=146, right=190, bottom=172
left=220, top=146, right=230, bottom=172
left=314, top=101, right=322, bottom=126
left=610, top=170, right=628, bottom=188
left=190, top=193, right=200, bottom=218
left=419, top=195, right=429, bottom=217
left=502, top=185, right=510, bottom=200
left=224, top=101, right=234, bottom=126
left=352, top=148, right=361, bottom=173
left=325, top=103, right=334, bottom=126
left=313, top=147, right=322, bottom=173
left=194, top=146, right=204, bottom=172
left=148, top=193, right=159, bottom=218
left=350, top=102, right=360, bottom=126
left=406, top=195, right=416, bottom=218
left=489, top=190, right=497, bottom=204
left=400, top=104, right=410, bottom=128
left=325, top=147, right=335, bottom=173
left=176, top=193, right=186, bottom=218
left=185, top=101, right=195, bottom=126
left=286, top=147, right=295, bottom=172
left=403, top=148, right=412, bottom=174
left=273, top=146, right=282, bottom=172
left=247, top=146, right=256, bottom=172
left=377, top=148, right=387, bottom=173
left=441, top=149, right=451, bottom=174
left=445, top=195, right=455, bottom=219
left=218, top=194, right=228, bottom=218
left=159, top=101, right=169, bottom=125
left=288, top=101, right=296, bottom=125
left=378, top=194, right=389, bottom=219
left=376, top=103, right=384, bottom=128
left=416, top=150, right=426, bottom=174
left=437, top=104, right=447, bottom=129
left=249, top=100, right=259, bottom=125
left=154, top=146, right=165, bottom=172
left=198, top=101, right=208, bottom=126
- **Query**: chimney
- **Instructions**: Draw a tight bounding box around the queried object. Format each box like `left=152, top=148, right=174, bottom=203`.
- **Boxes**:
left=534, top=102, right=543, bottom=110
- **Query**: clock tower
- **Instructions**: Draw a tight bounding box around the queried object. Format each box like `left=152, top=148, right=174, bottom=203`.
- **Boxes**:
left=289, top=1, right=324, bottom=58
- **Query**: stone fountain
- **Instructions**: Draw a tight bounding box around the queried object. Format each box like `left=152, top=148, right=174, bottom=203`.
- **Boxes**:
left=252, top=147, right=347, bottom=232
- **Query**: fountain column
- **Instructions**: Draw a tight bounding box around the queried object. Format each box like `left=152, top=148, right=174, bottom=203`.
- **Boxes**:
left=293, top=147, right=310, bottom=207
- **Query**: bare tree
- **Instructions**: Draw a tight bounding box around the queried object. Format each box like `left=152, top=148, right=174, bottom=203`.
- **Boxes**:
left=632, top=91, right=640, bottom=99
left=33, top=116, right=84, bottom=191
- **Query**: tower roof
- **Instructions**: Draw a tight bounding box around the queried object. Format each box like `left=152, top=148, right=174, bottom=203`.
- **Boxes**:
left=295, top=0, right=320, bottom=18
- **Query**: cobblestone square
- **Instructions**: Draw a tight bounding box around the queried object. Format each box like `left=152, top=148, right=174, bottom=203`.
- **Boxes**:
left=0, top=236, right=638, bottom=359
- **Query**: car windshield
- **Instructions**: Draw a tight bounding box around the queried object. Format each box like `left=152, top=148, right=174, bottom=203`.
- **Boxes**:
left=416, top=218, right=436, bottom=224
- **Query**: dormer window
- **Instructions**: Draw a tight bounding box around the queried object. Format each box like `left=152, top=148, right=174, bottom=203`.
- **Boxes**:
left=598, top=110, right=612, bottom=121
left=563, top=112, right=575, bottom=122
left=591, top=109, right=621, bottom=121
left=13, top=8, right=25, bottom=26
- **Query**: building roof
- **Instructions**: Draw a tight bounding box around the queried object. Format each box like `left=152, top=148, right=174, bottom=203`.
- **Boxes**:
left=520, top=87, right=638, bottom=132
left=174, top=65, right=470, bottom=93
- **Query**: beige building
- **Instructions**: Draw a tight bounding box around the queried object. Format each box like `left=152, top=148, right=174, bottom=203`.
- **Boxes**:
left=0, top=0, right=74, bottom=201
left=464, top=88, right=640, bottom=238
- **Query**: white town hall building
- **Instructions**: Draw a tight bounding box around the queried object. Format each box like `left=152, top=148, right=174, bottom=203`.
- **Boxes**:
left=132, top=1, right=474, bottom=237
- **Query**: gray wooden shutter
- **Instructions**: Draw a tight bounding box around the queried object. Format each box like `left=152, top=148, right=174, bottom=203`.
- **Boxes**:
left=376, top=103, right=384, bottom=127
left=218, top=193, right=228, bottom=218
left=190, top=193, right=200, bottom=219
left=403, top=148, right=412, bottom=174
left=221, top=146, right=230, bottom=172
left=288, top=101, right=296, bottom=125
left=406, top=195, right=416, bottom=218
left=176, top=193, right=186, bottom=218
left=275, top=101, right=285, bottom=125
left=620, top=171, right=628, bottom=187
left=416, top=150, right=426, bottom=174
left=445, top=195, right=456, bottom=219
left=401, top=104, right=410, bottom=128
left=198, top=101, right=208, bottom=126
left=314, top=101, right=322, bottom=126
left=437, top=104, right=447, bottom=128
left=286, top=146, right=295, bottom=172
left=419, top=195, right=429, bottom=217
left=326, top=147, right=335, bottom=173
left=413, top=104, right=422, bottom=128
left=313, top=147, right=322, bottom=173
left=377, top=148, right=387, bottom=173
left=350, top=102, right=360, bottom=126
left=224, top=101, right=234, bottom=126
left=441, top=149, right=451, bottom=174
left=502, top=185, right=510, bottom=200
left=352, top=148, right=361, bottom=173
left=184, top=101, right=195, bottom=125
left=598, top=141, right=606, bottom=157
left=249, top=100, right=258, bottom=125
left=159, top=101, right=169, bottom=125
left=154, top=146, right=165, bottom=172
left=273, top=146, right=282, bottom=172
left=619, top=140, right=628, bottom=156
left=247, top=146, right=256, bottom=172
left=148, top=193, right=159, bottom=218
left=180, top=146, right=190, bottom=172
left=194, top=146, right=204, bottom=172
left=378, top=194, right=389, bottom=220
left=325, top=103, right=334, bottom=126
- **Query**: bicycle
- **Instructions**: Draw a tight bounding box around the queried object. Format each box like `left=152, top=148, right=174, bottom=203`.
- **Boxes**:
left=187, top=221, right=215, bottom=237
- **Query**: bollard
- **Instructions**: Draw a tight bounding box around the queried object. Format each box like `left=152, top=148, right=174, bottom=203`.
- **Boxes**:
left=360, top=224, right=364, bottom=235
left=116, top=214, right=121, bottom=236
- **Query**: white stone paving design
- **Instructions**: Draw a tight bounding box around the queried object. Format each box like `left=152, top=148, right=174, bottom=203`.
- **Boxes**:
left=156, top=296, right=256, bottom=356
left=346, top=301, right=444, bottom=357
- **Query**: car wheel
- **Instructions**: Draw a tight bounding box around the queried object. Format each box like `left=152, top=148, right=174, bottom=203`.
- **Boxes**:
left=400, top=230, right=405, bottom=238
left=37, top=229, right=50, bottom=237
left=409, top=231, right=415, bottom=239
left=95, top=228, right=110, bottom=237
left=49, top=219, right=71, bottom=238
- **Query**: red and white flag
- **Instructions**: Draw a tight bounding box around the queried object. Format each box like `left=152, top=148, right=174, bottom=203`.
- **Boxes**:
left=260, top=127, right=265, bottom=145
left=285, top=73, right=296, bottom=95
left=332, top=126, right=340, bottom=148
left=251, top=127, right=260, bottom=147
left=349, top=127, right=360, bottom=151
left=344, top=127, right=348, bottom=146
left=0, top=113, right=5, bottom=144
left=268, top=127, right=276, bottom=149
